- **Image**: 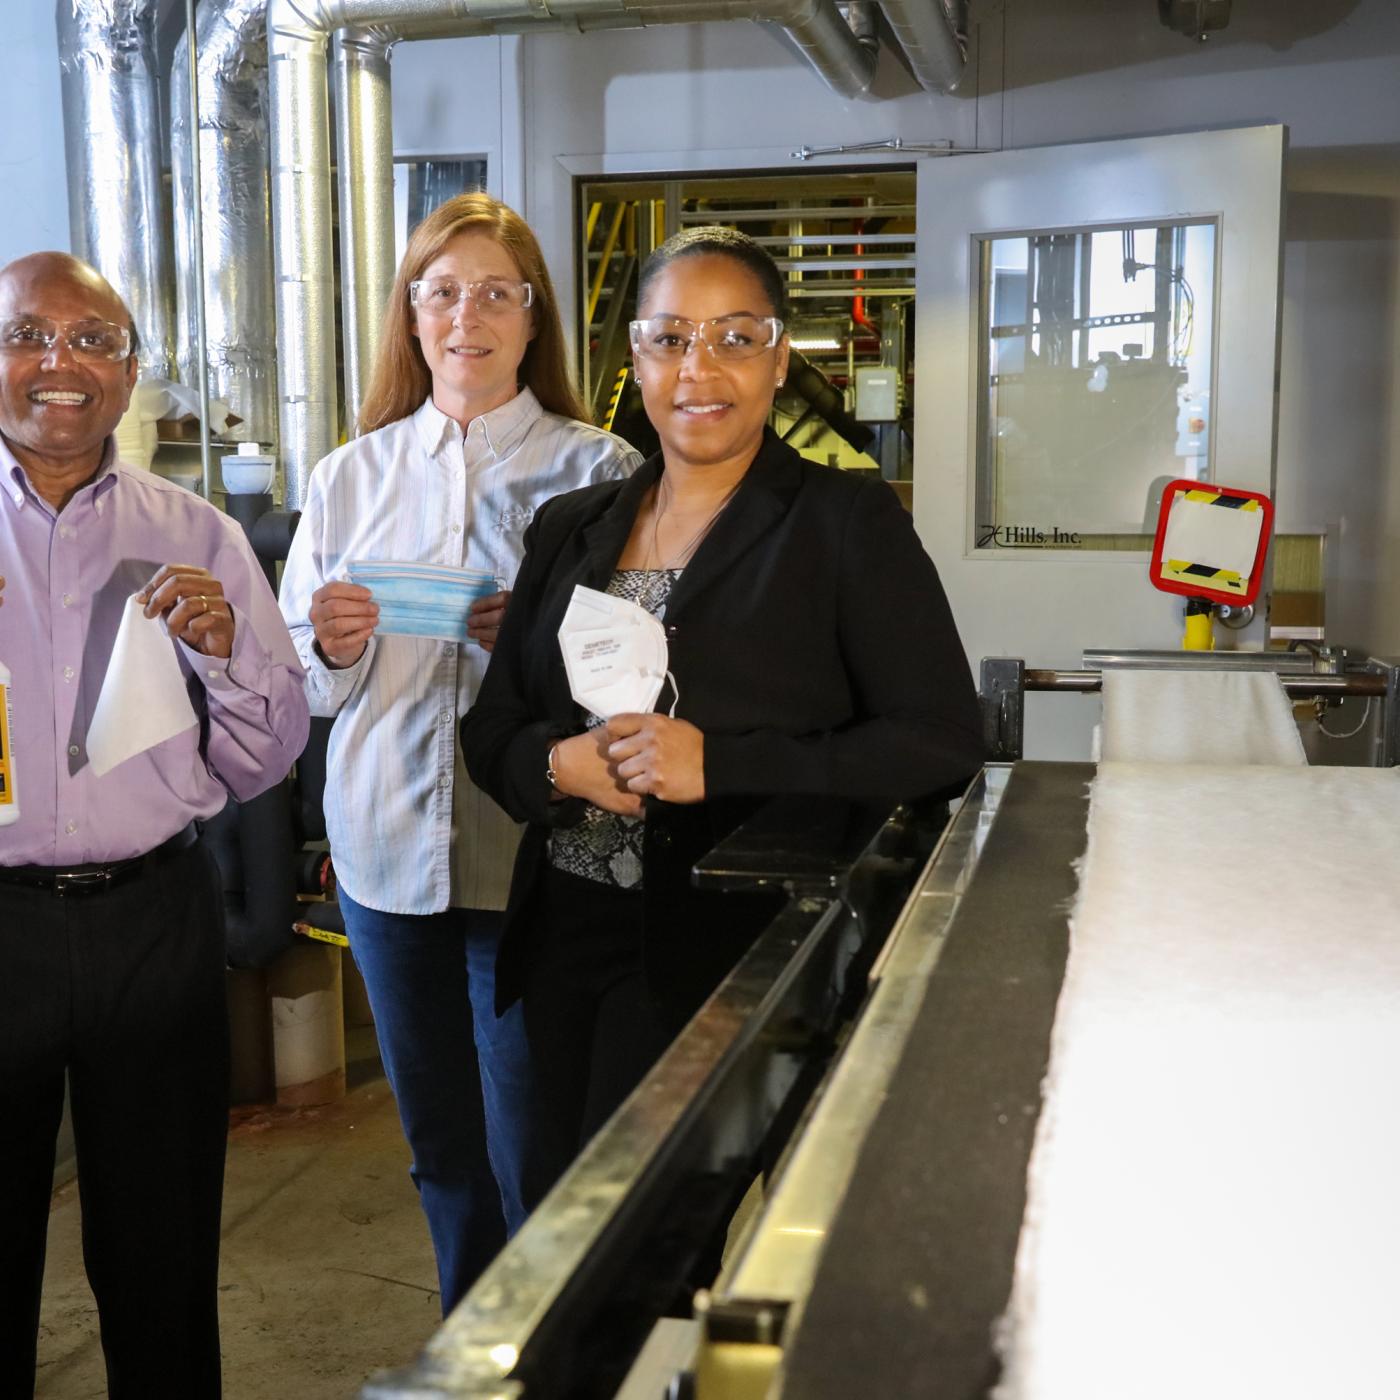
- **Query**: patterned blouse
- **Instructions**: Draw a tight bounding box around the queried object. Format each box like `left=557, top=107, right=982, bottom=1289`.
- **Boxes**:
left=547, top=567, right=680, bottom=889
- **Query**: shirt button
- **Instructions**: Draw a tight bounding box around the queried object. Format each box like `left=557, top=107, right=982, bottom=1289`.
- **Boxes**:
left=207, top=669, right=221, bottom=680
left=451, top=523, right=462, bottom=534
left=59, top=525, right=73, bottom=539
left=62, top=593, right=72, bottom=607
left=442, top=643, right=456, bottom=657
left=68, top=744, right=79, bottom=757
left=440, top=709, right=453, bottom=724
left=63, top=665, right=75, bottom=682
left=65, top=820, right=77, bottom=835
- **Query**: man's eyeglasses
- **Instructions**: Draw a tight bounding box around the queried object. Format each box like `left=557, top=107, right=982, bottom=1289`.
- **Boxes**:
left=0, top=316, right=133, bottom=362
left=629, top=315, right=785, bottom=363
left=408, top=277, right=534, bottom=318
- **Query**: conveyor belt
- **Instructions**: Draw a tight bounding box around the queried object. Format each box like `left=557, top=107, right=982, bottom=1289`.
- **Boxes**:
left=779, top=762, right=1091, bottom=1400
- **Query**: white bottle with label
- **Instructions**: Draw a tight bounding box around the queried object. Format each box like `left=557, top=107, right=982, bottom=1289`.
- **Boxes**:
left=0, top=659, right=17, bottom=826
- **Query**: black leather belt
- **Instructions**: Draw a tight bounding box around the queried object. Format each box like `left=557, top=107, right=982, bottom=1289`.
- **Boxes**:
left=0, top=822, right=201, bottom=897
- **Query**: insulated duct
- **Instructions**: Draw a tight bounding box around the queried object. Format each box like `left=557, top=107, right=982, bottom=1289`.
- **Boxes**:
left=875, top=0, right=965, bottom=93
left=269, top=0, right=880, bottom=507
left=171, top=0, right=279, bottom=449
left=57, top=0, right=176, bottom=379
left=332, top=26, right=397, bottom=432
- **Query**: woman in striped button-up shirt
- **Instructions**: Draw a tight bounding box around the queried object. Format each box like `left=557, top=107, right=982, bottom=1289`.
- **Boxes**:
left=279, top=194, right=640, bottom=1312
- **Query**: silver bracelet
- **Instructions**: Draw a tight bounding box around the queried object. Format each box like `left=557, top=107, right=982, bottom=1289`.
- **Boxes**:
left=546, top=743, right=560, bottom=791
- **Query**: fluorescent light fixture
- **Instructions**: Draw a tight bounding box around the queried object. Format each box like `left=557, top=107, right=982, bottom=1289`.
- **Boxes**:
left=790, top=336, right=842, bottom=351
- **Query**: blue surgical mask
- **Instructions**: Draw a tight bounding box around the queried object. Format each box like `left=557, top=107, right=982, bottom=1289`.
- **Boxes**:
left=346, top=560, right=498, bottom=642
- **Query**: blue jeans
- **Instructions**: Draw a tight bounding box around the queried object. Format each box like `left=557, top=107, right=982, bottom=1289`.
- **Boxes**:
left=340, top=891, right=531, bottom=1313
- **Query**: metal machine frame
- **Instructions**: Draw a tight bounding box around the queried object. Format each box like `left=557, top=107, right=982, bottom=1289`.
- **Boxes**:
left=979, top=649, right=1400, bottom=767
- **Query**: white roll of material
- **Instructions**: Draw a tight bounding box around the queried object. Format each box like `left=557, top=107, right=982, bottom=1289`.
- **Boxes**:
left=1100, top=667, right=1306, bottom=766
left=995, top=761, right=1400, bottom=1400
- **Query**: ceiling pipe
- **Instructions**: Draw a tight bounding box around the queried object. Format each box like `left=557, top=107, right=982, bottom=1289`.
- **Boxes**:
left=332, top=26, right=397, bottom=433
left=171, top=0, right=279, bottom=449
left=268, top=0, right=879, bottom=507
left=876, top=0, right=965, bottom=93
left=57, top=0, right=176, bottom=378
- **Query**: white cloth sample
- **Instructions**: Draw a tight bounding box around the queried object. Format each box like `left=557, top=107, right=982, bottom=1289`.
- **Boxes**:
left=1100, top=667, right=1306, bottom=766
left=87, top=594, right=198, bottom=777
left=996, top=762, right=1400, bottom=1400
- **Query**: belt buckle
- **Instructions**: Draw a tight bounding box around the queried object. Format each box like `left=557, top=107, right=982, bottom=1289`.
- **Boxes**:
left=55, top=869, right=113, bottom=896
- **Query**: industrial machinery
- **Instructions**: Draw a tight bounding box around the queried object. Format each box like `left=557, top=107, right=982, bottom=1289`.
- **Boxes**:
left=355, top=639, right=1397, bottom=1400
left=979, top=649, right=1400, bottom=768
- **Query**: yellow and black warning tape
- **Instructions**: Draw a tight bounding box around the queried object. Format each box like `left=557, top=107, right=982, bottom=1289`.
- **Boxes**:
left=602, top=365, right=629, bottom=433
left=1160, top=489, right=1261, bottom=596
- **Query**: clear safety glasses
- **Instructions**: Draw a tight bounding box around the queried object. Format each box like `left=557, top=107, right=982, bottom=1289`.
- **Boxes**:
left=408, top=277, right=535, bottom=318
left=628, top=314, right=785, bottom=363
left=0, top=316, right=133, bottom=362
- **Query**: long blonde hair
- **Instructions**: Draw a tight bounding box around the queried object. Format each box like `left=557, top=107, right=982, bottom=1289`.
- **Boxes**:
left=357, top=193, right=588, bottom=433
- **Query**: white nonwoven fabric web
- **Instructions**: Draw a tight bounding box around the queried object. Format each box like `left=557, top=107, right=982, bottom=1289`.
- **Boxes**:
left=1100, top=667, right=1306, bottom=766
left=995, top=762, right=1400, bottom=1400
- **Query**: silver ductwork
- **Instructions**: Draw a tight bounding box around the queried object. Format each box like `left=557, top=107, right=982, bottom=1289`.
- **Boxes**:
left=332, top=27, right=398, bottom=433
left=57, top=0, right=176, bottom=378
left=269, top=0, right=880, bottom=507
left=876, top=0, right=965, bottom=93
left=172, top=0, right=279, bottom=449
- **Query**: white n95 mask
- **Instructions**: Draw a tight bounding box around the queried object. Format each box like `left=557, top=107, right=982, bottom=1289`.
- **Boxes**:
left=558, top=584, right=677, bottom=720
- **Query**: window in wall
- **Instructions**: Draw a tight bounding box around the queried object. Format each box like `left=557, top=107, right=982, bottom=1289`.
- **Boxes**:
left=974, top=219, right=1217, bottom=551
left=392, top=157, right=488, bottom=263
left=576, top=169, right=915, bottom=497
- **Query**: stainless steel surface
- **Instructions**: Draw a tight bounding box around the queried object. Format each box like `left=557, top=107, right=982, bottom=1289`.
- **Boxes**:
left=1083, top=647, right=1319, bottom=674
left=333, top=26, right=397, bottom=434
left=361, top=892, right=847, bottom=1397
left=57, top=0, right=175, bottom=380
left=713, top=768, right=1005, bottom=1334
left=875, top=0, right=965, bottom=93
left=171, top=0, right=279, bottom=456
left=1027, top=667, right=1387, bottom=697
left=268, top=0, right=883, bottom=504
left=1368, top=655, right=1400, bottom=767
left=181, top=0, right=215, bottom=499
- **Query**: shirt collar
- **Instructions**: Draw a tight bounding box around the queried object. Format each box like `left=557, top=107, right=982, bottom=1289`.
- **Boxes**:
left=0, top=435, right=119, bottom=512
left=413, top=385, right=543, bottom=460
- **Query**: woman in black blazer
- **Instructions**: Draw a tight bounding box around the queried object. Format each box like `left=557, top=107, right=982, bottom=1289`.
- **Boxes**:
left=463, top=227, right=984, bottom=1187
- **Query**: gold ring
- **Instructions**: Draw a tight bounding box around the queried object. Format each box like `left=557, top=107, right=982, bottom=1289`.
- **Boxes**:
left=198, top=594, right=209, bottom=614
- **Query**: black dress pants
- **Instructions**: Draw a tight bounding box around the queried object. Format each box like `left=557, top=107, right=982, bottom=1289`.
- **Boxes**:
left=0, top=840, right=230, bottom=1400
left=520, top=867, right=669, bottom=1200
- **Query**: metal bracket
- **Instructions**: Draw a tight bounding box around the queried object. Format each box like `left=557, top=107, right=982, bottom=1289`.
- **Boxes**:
left=979, top=657, right=1025, bottom=761
left=791, top=137, right=954, bottom=161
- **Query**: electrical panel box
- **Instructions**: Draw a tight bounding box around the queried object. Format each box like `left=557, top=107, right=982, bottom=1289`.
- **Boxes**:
left=854, top=366, right=900, bottom=422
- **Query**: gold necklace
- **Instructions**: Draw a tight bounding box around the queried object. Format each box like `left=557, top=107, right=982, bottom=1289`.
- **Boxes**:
left=637, top=477, right=742, bottom=616
left=646, top=477, right=742, bottom=572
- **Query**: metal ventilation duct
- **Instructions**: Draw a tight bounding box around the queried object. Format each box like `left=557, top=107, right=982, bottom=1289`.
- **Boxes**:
left=57, top=0, right=176, bottom=379
left=877, top=0, right=965, bottom=93
left=1158, top=0, right=1232, bottom=41
left=332, top=26, right=397, bottom=434
left=171, top=0, right=279, bottom=449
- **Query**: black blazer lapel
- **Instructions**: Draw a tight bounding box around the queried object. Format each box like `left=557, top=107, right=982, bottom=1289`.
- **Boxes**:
left=577, top=455, right=662, bottom=588
left=663, top=429, right=805, bottom=622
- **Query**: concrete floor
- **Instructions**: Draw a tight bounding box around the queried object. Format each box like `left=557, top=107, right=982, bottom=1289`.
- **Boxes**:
left=35, top=1033, right=442, bottom=1399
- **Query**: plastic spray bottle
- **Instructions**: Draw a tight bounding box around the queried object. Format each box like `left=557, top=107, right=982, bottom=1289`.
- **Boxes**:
left=0, top=660, right=17, bottom=826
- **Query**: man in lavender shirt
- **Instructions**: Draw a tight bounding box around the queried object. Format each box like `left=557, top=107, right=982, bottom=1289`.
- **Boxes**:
left=0, top=252, right=309, bottom=1398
